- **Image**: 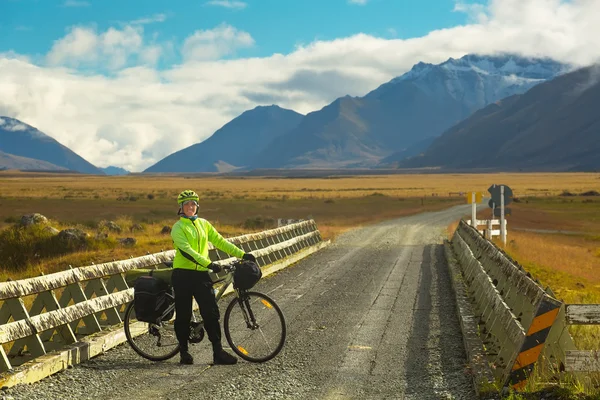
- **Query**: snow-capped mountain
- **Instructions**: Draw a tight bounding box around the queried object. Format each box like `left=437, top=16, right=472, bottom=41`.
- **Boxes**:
left=402, top=63, right=600, bottom=171
left=368, top=54, right=568, bottom=123
left=0, top=117, right=104, bottom=174
left=249, top=54, right=568, bottom=169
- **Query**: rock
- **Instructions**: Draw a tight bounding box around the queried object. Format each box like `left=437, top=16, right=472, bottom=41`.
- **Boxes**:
left=118, top=237, right=137, bottom=246
left=20, top=213, right=48, bottom=227
left=130, top=223, right=144, bottom=232
left=57, top=228, right=89, bottom=243
left=43, top=226, right=60, bottom=235
left=95, top=232, right=109, bottom=240
left=160, top=226, right=171, bottom=235
left=100, top=221, right=122, bottom=233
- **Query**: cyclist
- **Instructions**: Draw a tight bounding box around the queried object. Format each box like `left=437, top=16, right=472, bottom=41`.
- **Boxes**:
left=171, top=189, right=257, bottom=365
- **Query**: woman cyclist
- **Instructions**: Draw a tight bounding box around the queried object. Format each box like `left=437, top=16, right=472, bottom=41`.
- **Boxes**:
left=171, top=189, right=257, bottom=365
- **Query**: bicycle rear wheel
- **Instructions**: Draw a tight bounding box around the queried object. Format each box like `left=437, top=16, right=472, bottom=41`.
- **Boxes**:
left=223, top=291, right=286, bottom=363
left=123, top=299, right=180, bottom=361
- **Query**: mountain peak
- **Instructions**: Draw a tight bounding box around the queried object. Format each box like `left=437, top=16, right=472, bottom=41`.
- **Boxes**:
left=0, top=116, right=104, bottom=174
left=392, top=53, right=568, bottom=84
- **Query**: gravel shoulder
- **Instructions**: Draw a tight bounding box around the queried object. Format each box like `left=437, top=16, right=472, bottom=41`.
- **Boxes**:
left=4, top=205, right=477, bottom=400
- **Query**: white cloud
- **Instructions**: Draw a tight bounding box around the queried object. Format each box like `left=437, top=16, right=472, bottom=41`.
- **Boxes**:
left=182, top=23, right=254, bottom=61
left=0, top=51, right=31, bottom=63
left=205, top=1, right=247, bottom=9
left=129, top=13, right=167, bottom=25
left=62, top=0, right=90, bottom=7
left=348, top=0, right=368, bottom=4
left=46, top=25, right=161, bottom=69
left=1, top=0, right=600, bottom=172
left=454, top=2, right=489, bottom=23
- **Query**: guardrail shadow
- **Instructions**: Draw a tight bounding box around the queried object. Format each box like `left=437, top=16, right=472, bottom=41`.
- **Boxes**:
left=403, top=245, right=474, bottom=399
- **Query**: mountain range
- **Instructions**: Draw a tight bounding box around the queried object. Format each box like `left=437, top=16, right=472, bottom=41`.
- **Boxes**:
left=145, top=54, right=568, bottom=172
left=400, top=64, right=600, bottom=171
left=4, top=53, right=598, bottom=174
left=0, top=117, right=104, bottom=174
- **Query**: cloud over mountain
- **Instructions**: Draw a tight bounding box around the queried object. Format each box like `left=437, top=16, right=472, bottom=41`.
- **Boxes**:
left=1, top=0, right=599, bottom=172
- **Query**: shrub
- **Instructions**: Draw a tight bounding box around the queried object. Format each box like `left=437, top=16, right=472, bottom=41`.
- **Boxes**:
left=560, top=190, right=576, bottom=197
left=4, top=216, right=19, bottom=224
left=147, top=193, right=155, bottom=200
left=0, top=224, right=117, bottom=271
left=242, top=216, right=276, bottom=230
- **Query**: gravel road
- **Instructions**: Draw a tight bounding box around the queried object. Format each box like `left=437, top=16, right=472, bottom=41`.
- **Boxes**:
left=4, top=204, right=477, bottom=400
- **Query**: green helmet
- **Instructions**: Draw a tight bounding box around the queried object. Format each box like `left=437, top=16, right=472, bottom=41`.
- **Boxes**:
left=177, top=190, right=199, bottom=205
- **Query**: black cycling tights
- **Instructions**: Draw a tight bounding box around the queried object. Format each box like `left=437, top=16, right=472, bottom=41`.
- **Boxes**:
left=171, top=268, right=222, bottom=353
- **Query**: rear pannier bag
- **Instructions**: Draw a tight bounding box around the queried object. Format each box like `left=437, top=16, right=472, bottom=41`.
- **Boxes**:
left=133, top=275, right=171, bottom=324
left=233, top=260, right=262, bottom=290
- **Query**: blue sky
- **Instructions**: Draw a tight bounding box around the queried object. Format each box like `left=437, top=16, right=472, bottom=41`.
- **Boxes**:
left=2, top=0, right=468, bottom=66
left=0, top=0, right=597, bottom=171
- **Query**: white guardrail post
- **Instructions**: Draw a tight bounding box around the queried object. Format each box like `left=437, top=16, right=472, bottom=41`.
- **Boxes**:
left=446, top=219, right=600, bottom=393
left=0, top=219, right=328, bottom=388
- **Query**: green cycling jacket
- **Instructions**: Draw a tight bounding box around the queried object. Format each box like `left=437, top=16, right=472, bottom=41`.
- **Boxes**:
left=171, top=217, right=245, bottom=271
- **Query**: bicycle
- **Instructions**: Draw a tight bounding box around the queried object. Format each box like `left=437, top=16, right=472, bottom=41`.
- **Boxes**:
left=123, top=259, right=287, bottom=363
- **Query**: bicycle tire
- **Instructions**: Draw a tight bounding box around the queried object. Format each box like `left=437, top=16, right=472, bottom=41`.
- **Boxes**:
left=123, top=300, right=181, bottom=362
left=223, top=291, right=286, bottom=363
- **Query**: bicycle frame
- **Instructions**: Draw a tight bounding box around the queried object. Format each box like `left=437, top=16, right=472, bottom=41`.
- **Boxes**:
left=155, top=267, right=241, bottom=326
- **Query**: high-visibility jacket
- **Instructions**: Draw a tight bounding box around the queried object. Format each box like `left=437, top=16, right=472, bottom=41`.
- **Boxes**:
left=171, top=217, right=245, bottom=271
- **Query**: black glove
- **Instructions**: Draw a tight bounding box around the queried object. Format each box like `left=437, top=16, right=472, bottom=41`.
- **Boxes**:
left=207, top=262, right=221, bottom=273
left=242, top=253, right=257, bottom=263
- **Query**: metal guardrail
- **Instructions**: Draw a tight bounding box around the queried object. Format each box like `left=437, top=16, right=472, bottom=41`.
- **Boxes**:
left=0, top=219, right=324, bottom=375
left=448, top=219, right=600, bottom=391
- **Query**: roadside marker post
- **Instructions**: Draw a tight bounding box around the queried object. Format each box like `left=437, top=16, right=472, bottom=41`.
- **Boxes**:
left=472, top=192, right=477, bottom=228
left=501, top=185, right=506, bottom=246
left=466, top=192, right=482, bottom=228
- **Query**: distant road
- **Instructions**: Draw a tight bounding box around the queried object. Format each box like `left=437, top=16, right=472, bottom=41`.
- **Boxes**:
left=10, top=205, right=477, bottom=400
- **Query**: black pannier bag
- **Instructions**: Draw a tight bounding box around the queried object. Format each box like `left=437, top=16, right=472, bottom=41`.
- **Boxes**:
left=233, top=260, right=262, bottom=290
left=133, top=275, right=171, bottom=324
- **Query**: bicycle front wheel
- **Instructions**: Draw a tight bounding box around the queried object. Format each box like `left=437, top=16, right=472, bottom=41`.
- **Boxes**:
left=123, top=300, right=180, bottom=361
left=223, top=291, right=286, bottom=363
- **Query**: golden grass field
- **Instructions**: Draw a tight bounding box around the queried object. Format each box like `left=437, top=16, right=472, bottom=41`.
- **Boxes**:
left=0, top=170, right=598, bottom=281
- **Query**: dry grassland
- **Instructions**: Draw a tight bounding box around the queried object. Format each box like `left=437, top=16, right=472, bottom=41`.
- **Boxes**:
left=487, top=198, right=600, bottom=354
left=0, top=171, right=598, bottom=199
left=1, top=171, right=598, bottom=285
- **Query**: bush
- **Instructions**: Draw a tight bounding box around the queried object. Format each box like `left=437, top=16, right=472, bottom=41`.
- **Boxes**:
left=0, top=224, right=117, bottom=271
left=147, top=193, right=155, bottom=200
left=560, top=190, right=576, bottom=197
left=4, top=216, right=19, bottom=224
left=242, top=216, right=276, bottom=230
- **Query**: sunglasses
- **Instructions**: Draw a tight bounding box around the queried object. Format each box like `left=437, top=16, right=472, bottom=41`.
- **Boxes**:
left=182, top=200, right=199, bottom=207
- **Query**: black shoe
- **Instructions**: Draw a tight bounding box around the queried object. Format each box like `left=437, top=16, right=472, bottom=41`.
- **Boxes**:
left=213, top=349, right=237, bottom=365
left=180, top=351, right=194, bottom=365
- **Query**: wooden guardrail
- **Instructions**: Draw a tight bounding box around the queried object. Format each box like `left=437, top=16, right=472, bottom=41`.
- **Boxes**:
left=564, top=305, right=600, bottom=372
left=447, top=219, right=599, bottom=392
left=0, top=220, right=325, bottom=380
left=465, top=218, right=507, bottom=239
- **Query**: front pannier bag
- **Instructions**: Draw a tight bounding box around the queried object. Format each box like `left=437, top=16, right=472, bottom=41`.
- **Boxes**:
left=233, top=260, right=262, bottom=290
left=133, top=275, right=171, bottom=323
